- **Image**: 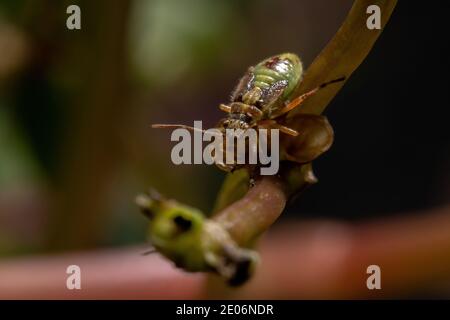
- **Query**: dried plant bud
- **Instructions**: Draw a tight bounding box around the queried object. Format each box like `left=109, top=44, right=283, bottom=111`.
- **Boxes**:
left=281, top=114, right=334, bottom=164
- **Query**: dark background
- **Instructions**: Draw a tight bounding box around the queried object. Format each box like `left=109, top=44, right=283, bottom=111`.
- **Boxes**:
left=287, top=1, right=450, bottom=220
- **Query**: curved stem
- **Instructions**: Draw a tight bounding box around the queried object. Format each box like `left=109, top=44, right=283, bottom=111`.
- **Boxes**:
left=213, top=176, right=287, bottom=246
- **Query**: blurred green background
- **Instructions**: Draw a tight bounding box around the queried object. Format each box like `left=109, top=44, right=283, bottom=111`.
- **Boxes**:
left=0, top=0, right=448, bottom=262
left=0, top=0, right=353, bottom=255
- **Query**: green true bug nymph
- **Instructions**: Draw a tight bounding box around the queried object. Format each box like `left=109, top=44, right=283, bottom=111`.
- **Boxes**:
left=153, top=53, right=344, bottom=172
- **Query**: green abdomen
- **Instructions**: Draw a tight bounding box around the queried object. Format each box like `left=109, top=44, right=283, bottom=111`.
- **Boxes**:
left=253, top=53, right=303, bottom=100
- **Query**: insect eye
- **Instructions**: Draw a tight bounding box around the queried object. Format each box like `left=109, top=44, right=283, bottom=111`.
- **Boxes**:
left=173, top=215, right=192, bottom=232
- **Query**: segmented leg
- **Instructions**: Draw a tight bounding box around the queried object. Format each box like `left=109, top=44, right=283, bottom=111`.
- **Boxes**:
left=271, top=88, right=319, bottom=117
left=230, top=103, right=264, bottom=119
left=219, top=104, right=231, bottom=113
left=257, top=119, right=298, bottom=136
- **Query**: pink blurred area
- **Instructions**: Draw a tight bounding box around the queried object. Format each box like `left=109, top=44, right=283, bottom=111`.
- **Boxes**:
left=1, top=204, right=450, bottom=299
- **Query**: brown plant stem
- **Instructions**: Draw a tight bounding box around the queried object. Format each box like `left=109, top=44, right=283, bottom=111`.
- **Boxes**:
left=212, top=163, right=316, bottom=247
left=203, top=0, right=397, bottom=286
left=289, top=0, right=398, bottom=117
left=213, top=176, right=287, bottom=246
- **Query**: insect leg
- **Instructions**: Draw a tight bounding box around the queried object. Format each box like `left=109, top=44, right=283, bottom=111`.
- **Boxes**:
left=258, top=119, right=299, bottom=136
left=230, top=103, right=263, bottom=118
left=219, top=104, right=231, bottom=113
left=271, top=77, right=346, bottom=118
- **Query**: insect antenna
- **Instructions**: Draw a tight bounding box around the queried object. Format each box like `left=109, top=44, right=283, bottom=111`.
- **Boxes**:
left=318, top=76, right=346, bottom=88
